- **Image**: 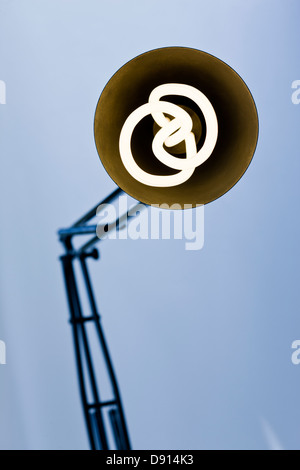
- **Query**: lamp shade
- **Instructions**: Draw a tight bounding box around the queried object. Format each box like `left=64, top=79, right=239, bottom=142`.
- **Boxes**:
left=94, top=47, right=259, bottom=208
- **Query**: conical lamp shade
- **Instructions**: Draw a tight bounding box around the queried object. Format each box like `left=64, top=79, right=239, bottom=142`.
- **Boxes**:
left=94, top=47, right=258, bottom=208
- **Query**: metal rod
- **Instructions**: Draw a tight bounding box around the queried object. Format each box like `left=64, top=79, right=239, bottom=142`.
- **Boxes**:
left=109, top=408, right=125, bottom=451
left=79, top=255, right=131, bottom=450
left=87, top=400, right=117, bottom=410
left=60, top=254, right=97, bottom=450
left=72, top=187, right=123, bottom=227
left=69, top=314, right=100, bottom=324
left=60, top=251, right=110, bottom=450
left=93, top=305, right=132, bottom=450
left=73, top=287, right=109, bottom=450
left=78, top=235, right=100, bottom=253
left=58, top=225, right=98, bottom=239
left=77, top=202, right=143, bottom=253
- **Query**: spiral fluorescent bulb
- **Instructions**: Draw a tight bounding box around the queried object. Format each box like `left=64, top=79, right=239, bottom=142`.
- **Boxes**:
left=119, top=83, right=218, bottom=187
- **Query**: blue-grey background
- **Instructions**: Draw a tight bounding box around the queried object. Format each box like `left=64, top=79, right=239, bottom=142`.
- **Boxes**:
left=0, top=0, right=299, bottom=450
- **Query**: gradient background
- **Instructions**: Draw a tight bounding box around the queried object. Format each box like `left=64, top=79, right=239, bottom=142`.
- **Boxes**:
left=0, top=0, right=299, bottom=450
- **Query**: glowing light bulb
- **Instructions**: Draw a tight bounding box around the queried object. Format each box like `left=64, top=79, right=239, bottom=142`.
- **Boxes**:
left=119, top=83, right=218, bottom=187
